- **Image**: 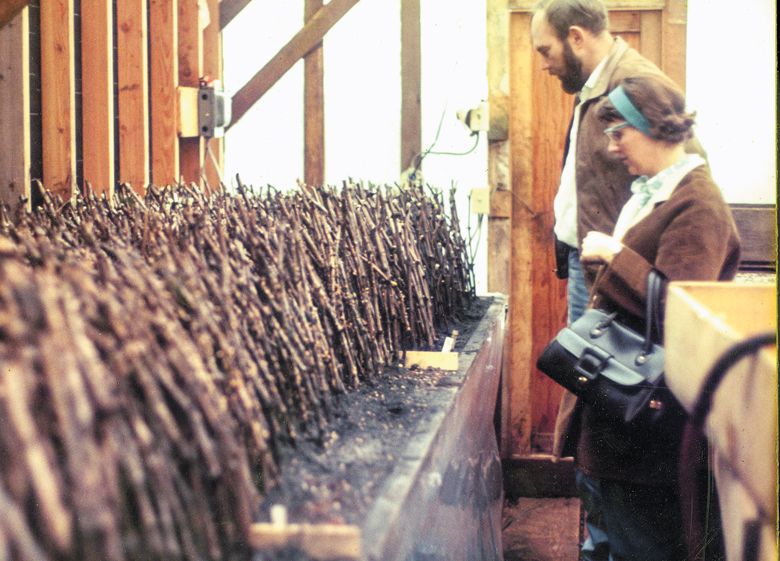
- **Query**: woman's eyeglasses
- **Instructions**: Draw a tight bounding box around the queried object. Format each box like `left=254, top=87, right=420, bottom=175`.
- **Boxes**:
left=604, top=122, right=630, bottom=142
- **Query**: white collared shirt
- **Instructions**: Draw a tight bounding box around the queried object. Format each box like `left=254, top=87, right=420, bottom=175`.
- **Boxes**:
left=612, top=153, right=706, bottom=241
left=553, top=55, right=610, bottom=248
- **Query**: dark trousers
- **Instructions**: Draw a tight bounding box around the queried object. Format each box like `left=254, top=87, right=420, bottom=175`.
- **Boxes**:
left=576, top=471, right=687, bottom=561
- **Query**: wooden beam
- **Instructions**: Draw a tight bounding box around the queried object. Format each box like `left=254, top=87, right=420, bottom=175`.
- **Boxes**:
left=117, top=0, right=149, bottom=191
left=509, top=0, right=665, bottom=11
left=230, top=0, right=361, bottom=128
left=219, top=0, right=252, bottom=30
left=178, top=0, right=204, bottom=185
left=0, top=7, right=30, bottom=210
left=400, top=0, right=421, bottom=174
left=304, top=0, right=325, bottom=187
left=150, top=0, right=179, bottom=186
left=40, top=0, right=76, bottom=200
left=81, top=0, right=115, bottom=196
left=0, top=0, right=29, bottom=29
left=249, top=523, right=361, bottom=560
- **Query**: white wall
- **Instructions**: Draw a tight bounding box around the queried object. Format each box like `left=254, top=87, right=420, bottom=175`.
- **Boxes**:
left=686, top=0, right=776, bottom=204
left=222, top=3, right=304, bottom=188
left=222, top=1, right=490, bottom=293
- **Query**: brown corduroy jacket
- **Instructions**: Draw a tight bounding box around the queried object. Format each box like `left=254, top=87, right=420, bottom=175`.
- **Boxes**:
left=554, top=165, right=741, bottom=485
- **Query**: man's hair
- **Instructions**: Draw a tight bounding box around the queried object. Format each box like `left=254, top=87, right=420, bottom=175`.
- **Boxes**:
left=534, top=0, right=609, bottom=40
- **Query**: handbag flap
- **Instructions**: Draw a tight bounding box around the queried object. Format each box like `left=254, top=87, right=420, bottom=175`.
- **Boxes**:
left=556, top=309, right=665, bottom=385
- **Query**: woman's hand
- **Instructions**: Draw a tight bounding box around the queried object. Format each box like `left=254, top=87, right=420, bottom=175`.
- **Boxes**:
left=581, top=231, right=623, bottom=264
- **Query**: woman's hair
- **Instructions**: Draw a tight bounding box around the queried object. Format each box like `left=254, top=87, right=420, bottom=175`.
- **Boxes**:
left=596, top=75, right=696, bottom=143
left=534, top=0, right=609, bottom=40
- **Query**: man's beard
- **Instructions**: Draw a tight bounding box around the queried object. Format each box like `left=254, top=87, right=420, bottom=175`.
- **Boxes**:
left=559, top=40, right=587, bottom=94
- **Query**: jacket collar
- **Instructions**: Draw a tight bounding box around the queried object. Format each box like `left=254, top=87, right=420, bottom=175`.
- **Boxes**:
left=583, top=37, right=630, bottom=101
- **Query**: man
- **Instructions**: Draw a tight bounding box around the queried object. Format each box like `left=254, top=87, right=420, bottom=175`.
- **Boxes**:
left=531, top=0, right=678, bottom=323
left=530, top=1, right=696, bottom=560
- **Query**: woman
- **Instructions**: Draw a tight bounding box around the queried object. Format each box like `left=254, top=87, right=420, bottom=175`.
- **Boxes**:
left=569, top=75, right=740, bottom=561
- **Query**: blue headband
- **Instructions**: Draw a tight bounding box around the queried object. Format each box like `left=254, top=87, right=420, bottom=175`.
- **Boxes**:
left=608, top=85, right=651, bottom=135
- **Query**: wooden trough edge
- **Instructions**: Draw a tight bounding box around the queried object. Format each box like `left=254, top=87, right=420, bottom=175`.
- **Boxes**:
left=249, top=521, right=362, bottom=560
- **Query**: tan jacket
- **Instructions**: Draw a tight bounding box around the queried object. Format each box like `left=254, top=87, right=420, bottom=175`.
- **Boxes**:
left=554, top=165, right=740, bottom=485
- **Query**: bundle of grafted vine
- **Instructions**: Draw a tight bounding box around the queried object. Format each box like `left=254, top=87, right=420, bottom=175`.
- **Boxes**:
left=0, top=180, right=474, bottom=561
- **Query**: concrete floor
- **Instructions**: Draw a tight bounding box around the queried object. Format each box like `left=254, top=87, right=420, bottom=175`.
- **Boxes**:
left=502, top=498, right=581, bottom=561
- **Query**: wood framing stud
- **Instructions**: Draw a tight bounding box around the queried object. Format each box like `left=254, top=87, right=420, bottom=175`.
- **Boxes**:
left=178, top=0, right=204, bottom=184
left=400, top=0, right=421, bottom=174
left=150, top=0, right=180, bottom=186
left=41, top=0, right=76, bottom=200
left=0, top=7, right=31, bottom=210
left=117, top=0, right=150, bottom=191
left=81, top=0, right=115, bottom=196
left=304, top=0, right=325, bottom=187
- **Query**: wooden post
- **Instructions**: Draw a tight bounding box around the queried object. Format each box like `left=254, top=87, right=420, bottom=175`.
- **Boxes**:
left=81, top=0, right=115, bottom=196
left=487, top=0, right=511, bottom=295
left=400, top=0, right=421, bottom=175
left=507, top=12, right=536, bottom=454
left=40, top=0, right=76, bottom=200
left=0, top=7, right=31, bottom=210
left=304, top=0, right=325, bottom=187
left=661, top=0, right=687, bottom=91
left=117, top=0, right=150, bottom=192
left=178, top=0, right=204, bottom=185
left=203, top=0, right=224, bottom=190
left=150, top=0, right=179, bottom=186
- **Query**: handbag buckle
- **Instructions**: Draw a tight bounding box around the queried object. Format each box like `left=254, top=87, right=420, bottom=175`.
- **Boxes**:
left=574, top=346, right=611, bottom=384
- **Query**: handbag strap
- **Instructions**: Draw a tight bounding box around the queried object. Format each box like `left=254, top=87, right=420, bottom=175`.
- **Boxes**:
left=642, top=269, right=664, bottom=354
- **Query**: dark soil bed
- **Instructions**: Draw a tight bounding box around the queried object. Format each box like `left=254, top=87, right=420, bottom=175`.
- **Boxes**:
left=258, top=296, right=494, bottom=525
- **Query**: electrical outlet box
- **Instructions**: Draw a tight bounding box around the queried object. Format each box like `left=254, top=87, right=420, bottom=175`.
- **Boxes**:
left=470, top=188, right=490, bottom=214
left=198, top=86, right=231, bottom=138
left=469, top=101, right=490, bottom=132
left=456, top=101, right=490, bottom=133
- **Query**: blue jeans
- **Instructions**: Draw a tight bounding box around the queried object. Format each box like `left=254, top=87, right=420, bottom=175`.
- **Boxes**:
left=576, top=472, right=686, bottom=561
left=567, top=247, right=589, bottom=325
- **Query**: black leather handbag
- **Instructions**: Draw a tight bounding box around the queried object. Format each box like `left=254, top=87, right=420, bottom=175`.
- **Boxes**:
left=536, top=270, right=684, bottom=431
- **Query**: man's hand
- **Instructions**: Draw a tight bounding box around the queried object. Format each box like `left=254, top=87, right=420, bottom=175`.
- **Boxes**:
left=581, top=231, right=623, bottom=264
